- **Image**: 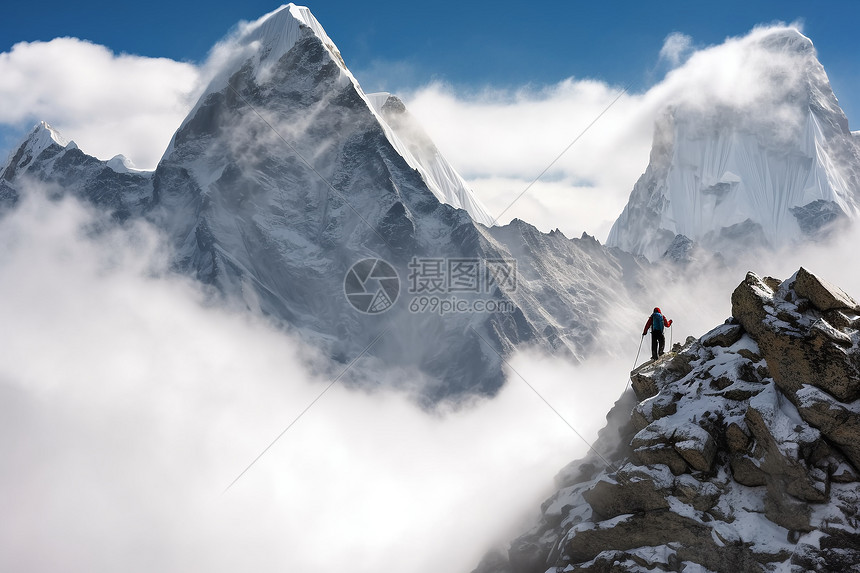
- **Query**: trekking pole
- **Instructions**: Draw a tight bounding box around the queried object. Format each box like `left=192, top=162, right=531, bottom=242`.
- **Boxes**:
left=625, top=334, right=645, bottom=392
left=670, top=324, right=673, bottom=350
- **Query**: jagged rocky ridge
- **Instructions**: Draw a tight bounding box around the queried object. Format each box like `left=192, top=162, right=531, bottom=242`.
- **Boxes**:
left=0, top=5, right=650, bottom=399
left=476, top=267, right=860, bottom=572
left=607, top=29, right=860, bottom=262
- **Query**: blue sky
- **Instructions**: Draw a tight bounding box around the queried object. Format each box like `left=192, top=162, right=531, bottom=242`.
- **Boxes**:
left=2, top=0, right=859, bottom=117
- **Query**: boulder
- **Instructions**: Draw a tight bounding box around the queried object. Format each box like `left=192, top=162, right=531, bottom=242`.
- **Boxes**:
left=725, top=421, right=751, bottom=453
left=565, top=511, right=710, bottom=563
left=764, top=485, right=813, bottom=532
left=731, top=271, right=860, bottom=403
left=566, top=511, right=765, bottom=573
left=745, top=391, right=828, bottom=503
left=701, top=322, right=744, bottom=347
left=731, top=272, right=775, bottom=339
left=673, top=426, right=717, bottom=472
left=730, top=454, right=767, bottom=487
left=673, top=474, right=721, bottom=511
left=582, top=474, right=670, bottom=520
left=632, top=444, right=688, bottom=475
left=793, top=266, right=859, bottom=312
left=793, top=384, right=860, bottom=470
left=629, top=367, right=658, bottom=401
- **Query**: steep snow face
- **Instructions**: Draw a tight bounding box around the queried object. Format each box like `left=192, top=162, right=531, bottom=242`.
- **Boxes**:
left=607, top=29, right=860, bottom=261
left=239, top=3, right=340, bottom=71
left=2, top=122, right=68, bottom=181
left=368, top=93, right=495, bottom=226
left=173, top=4, right=493, bottom=227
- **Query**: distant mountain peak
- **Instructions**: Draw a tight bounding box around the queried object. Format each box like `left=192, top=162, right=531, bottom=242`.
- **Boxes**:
left=607, top=31, right=860, bottom=261
left=2, top=121, right=70, bottom=183
left=30, top=120, right=68, bottom=148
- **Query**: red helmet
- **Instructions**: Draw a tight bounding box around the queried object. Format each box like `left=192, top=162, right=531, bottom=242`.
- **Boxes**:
left=653, top=307, right=661, bottom=313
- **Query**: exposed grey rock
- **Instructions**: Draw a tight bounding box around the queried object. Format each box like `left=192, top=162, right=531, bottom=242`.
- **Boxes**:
left=582, top=466, right=672, bottom=520
left=732, top=271, right=860, bottom=402
left=790, top=199, right=847, bottom=238
left=701, top=323, right=744, bottom=348
left=725, top=421, right=751, bottom=453
left=632, top=443, right=689, bottom=475
left=730, top=454, right=768, bottom=487
left=793, top=384, right=860, bottom=469
left=794, top=266, right=860, bottom=311
left=476, top=267, right=860, bottom=573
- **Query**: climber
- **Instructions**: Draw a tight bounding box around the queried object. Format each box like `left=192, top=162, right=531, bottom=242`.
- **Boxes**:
left=643, top=307, right=672, bottom=361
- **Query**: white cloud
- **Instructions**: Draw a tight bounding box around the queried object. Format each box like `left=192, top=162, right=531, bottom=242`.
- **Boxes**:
left=0, top=38, right=201, bottom=169
left=401, top=23, right=822, bottom=242
left=0, top=189, right=629, bottom=573
left=659, top=32, right=693, bottom=67
left=403, top=80, right=654, bottom=239
left=0, top=22, right=828, bottom=244
left=1, top=20, right=858, bottom=571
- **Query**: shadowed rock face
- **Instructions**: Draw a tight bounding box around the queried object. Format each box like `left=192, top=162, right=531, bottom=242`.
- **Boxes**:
left=475, top=267, right=860, bottom=573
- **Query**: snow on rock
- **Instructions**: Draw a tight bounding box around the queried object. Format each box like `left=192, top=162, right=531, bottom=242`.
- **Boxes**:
left=2, top=121, right=68, bottom=181
left=474, top=267, right=860, bottom=573
left=106, top=154, right=141, bottom=174
left=0, top=122, right=152, bottom=217
left=607, top=29, right=860, bottom=262
left=367, top=92, right=495, bottom=226
left=172, top=4, right=493, bottom=228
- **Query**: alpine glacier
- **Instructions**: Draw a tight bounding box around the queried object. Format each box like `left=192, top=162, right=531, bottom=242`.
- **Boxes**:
left=607, top=28, right=860, bottom=261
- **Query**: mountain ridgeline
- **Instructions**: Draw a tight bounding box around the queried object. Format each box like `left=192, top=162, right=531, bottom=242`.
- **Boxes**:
left=0, top=4, right=649, bottom=400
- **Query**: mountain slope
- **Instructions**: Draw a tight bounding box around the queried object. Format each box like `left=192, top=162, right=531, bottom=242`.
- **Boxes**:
left=607, top=29, right=860, bottom=262
left=475, top=267, right=860, bottom=572
left=0, top=121, right=152, bottom=219
left=0, top=4, right=652, bottom=398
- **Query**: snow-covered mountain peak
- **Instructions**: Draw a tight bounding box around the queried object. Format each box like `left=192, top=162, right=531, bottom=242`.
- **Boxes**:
left=165, top=6, right=494, bottom=227
left=171, top=4, right=350, bottom=144
left=106, top=154, right=142, bottom=174
left=2, top=121, right=70, bottom=182
left=238, top=4, right=345, bottom=73
left=755, top=26, right=813, bottom=55
left=607, top=28, right=860, bottom=261
left=21, top=121, right=68, bottom=156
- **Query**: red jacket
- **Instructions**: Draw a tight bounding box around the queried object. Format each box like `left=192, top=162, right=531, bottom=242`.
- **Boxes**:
left=643, top=311, right=672, bottom=335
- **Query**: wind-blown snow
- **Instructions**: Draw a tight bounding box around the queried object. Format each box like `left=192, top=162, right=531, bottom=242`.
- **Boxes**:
left=607, top=28, right=860, bottom=261
left=168, top=4, right=494, bottom=227
left=367, top=92, right=495, bottom=226
left=2, top=121, right=68, bottom=171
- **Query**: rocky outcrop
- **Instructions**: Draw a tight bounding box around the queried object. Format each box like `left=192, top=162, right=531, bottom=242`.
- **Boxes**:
left=474, top=268, right=860, bottom=573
